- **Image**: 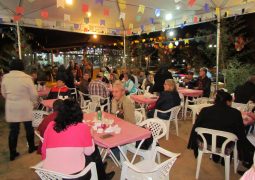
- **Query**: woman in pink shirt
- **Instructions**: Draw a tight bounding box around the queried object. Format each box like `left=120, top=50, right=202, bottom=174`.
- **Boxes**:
left=42, top=99, right=114, bottom=179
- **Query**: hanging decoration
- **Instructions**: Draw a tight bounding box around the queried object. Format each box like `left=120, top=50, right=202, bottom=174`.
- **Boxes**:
left=155, top=9, right=160, bottom=17
left=13, top=15, right=21, bottom=22
left=100, top=19, right=105, bottom=26
left=118, top=0, right=126, bottom=10
left=16, top=6, right=25, bottom=15
left=136, top=15, right=141, bottom=22
left=129, top=23, right=133, bottom=29
left=103, top=8, right=109, bottom=16
left=119, top=12, right=125, bottom=20
left=35, top=19, right=43, bottom=27
left=204, top=3, right=210, bottom=12
left=95, top=0, right=103, bottom=5
left=57, top=0, right=65, bottom=8
left=149, top=18, right=154, bottom=24
left=84, top=27, right=89, bottom=32
left=138, top=5, right=145, bottom=14
left=188, top=0, right=196, bottom=7
left=84, top=17, right=89, bottom=24
left=116, top=21, right=120, bottom=28
left=193, top=16, right=198, bottom=23
left=184, top=39, right=189, bottom=44
left=40, top=10, right=48, bottom=19
left=226, top=10, right=230, bottom=17
left=175, top=41, right=179, bottom=46
left=82, top=4, right=89, bottom=13
left=74, top=24, right=80, bottom=30
left=64, top=14, right=70, bottom=21
left=127, top=29, right=132, bottom=35
left=215, top=7, right=220, bottom=16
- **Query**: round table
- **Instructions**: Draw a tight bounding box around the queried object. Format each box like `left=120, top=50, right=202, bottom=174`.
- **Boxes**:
left=42, top=99, right=57, bottom=110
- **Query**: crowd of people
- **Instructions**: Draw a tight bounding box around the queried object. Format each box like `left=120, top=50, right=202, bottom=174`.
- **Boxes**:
left=1, top=58, right=255, bottom=179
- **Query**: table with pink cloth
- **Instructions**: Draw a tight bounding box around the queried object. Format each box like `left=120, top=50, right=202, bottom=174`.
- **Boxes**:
left=42, top=99, right=57, bottom=109
left=178, top=88, right=203, bottom=97
left=130, top=95, right=158, bottom=105
left=37, top=87, right=50, bottom=97
left=83, top=112, right=151, bottom=165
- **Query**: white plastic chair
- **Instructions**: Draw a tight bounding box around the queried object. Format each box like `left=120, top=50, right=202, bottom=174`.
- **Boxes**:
left=69, top=87, right=78, bottom=100
left=90, top=95, right=110, bottom=112
left=195, top=127, right=238, bottom=180
left=120, top=146, right=180, bottom=180
left=125, top=118, right=167, bottom=162
left=78, top=91, right=91, bottom=110
left=135, top=107, right=146, bottom=121
left=135, top=111, right=144, bottom=125
left=31, top=161, right=98, bottom=180
left=34, top=130, right=44, bottom=142
left=32, top=110, right=49, bottom=128
left=154, top=105, right=182, bottom=139
left=232, top=102, right=248, bottom=112
left=185, top=97, right=209, bottom=120
left=178, top=93, right=185, bottom=119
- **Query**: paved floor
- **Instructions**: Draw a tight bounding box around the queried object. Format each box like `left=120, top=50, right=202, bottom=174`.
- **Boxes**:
left=0, top=115, right=243, bottom=180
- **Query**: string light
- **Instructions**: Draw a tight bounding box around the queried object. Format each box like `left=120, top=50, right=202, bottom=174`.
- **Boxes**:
left=165, top=13, right=173, bottom=21
left=65, top=0, right=73, bottom=5
left=93, top=34, right=97, bottom=39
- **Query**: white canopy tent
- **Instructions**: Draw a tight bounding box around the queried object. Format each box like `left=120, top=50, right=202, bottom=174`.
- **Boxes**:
left=1, top=0, right=255, bottom=88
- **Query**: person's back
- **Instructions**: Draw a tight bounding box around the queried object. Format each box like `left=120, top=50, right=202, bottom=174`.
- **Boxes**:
left=151, top=67, right=173, bottom=93
left=235, top=81, right=255, bottom=103
left=156, top=91, right=181, bottom=111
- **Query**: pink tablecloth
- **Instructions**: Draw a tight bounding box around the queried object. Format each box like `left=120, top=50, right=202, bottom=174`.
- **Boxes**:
left=242, top=112, right=255, bottom=126
left=42, top=99, right=57, bottom=109
left=83, top=112, right=151, bottom=148
left=130, top=95, right=158, bottom=105
left=38, top=87, right=50, bottom=97
left=178, top=88, right=203, bottom=97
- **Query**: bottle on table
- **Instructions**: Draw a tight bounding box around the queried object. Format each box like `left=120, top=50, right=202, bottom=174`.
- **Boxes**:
left=97, top=109, right=102, bottom=121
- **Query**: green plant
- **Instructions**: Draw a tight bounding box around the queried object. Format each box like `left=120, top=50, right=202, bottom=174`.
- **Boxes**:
left=222, top=59, right=255, bottom=93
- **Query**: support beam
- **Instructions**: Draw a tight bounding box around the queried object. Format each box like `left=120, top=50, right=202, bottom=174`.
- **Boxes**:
left=216, top=8, right=221, bottom=90
left=16, top=22, right=22, bottom=60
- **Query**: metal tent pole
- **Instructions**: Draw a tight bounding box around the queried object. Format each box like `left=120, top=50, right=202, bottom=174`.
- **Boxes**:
left=123, top=30, right=126, bottom=67
left=16, top=22, right=22, bottom=60
left=216, top=8, right=221, bottom=91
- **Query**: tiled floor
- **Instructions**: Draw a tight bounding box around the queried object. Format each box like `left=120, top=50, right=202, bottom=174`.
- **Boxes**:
left=0, top=116, right=242, bottom=180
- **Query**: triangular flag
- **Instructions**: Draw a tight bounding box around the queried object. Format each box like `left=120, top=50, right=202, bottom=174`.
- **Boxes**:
left=116, top=21, right=120, bottom=28
left=204, top=3, right=210, bottom=12
left=74, top=24, right=80, bottom=30
left=129, top=24, right=133, bottom=29
left=13, top=15, right=21, bottom=22
left=136, top=15, right=141, bottom=22
left=57, top=0, right=65, bottom=8
left=35, top=19, right=43, bottom=27
left=226, top=10, right=230, bottom=17
left=82, top=4, right=89, bottom=13
left=119, top=0, right=126, bottom=10
left=16, top=6, right=24, bottom=15
left=155, top=9, right=160, bottom=17
left=103, top=8, right=109, bottom=16
left=41, top=10, right=48, bottom=19
left=193, top=16, right=198, bottom=23
left=215, top=7, right=220, bottom=16
left=64, top=14, right=70, bottom=21
left=119, top=12, right=125, bottom=20
left=184, top=39, right=189, bottom=44
left=100, top=19, right=105, bottom=26
left=182, top=15, right=187, bottom=21
left=138, top=4, right=145, bottom=14
left=127, top=29, right=132, bottom=35
left=84, top=27, right=89, bottom=32
left=95, top=0, right=103, bottom=5
left=84, top=17, right=89, bottom=24
left=188, top=0, right=196, bottom=7
left=149, top=18, right=154, bottom=24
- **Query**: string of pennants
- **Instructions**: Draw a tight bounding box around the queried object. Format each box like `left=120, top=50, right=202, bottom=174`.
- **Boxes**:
left=0, top=0, right=248, bottom=36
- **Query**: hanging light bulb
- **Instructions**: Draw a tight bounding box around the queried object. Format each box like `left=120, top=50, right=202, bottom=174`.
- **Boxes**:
left=66, top=0, right=73, bottom=5
left=174, top=41, right=179, bottom=46
left=168, top=42, right=174, bottom=49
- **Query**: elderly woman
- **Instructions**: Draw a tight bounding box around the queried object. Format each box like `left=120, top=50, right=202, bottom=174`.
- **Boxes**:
left=42, top=99, right=114, bottom=180
left=141, top=74, right=154, bottom=92
left=1, top=59, right=38, bottom=161
left=188, top=90, right=255, bottom=169
left=123, top=73, right=137, bottom=95
left=147, top=79, right=181, bottom=120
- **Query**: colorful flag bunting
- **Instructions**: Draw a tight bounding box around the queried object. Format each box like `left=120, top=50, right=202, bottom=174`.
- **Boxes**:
left=74, top=24, right=80, bottom=30
left=41, top=10, right=48, bottom=19
left=84, top=27, right=89, bottom=32
left=82, top=4, right=89, bottom=13
left=116, top=21, right=120, bottom=28
left=155, top=9, right=160, bottom=17
left=129, top=24, right=133, bottom=29
left=13, top=15, right=21, bottom=22
left=116, top=29, right=120, bottom=34
left=215, top=7, right=220, bottom=16
left=138, top=4, right=145, bottom=14
left=150, top=18, right=154, bottom=24
left=100, top=19, right=105, bottom=26
left=35, top=19, right=43, bottom=27
left=136, top=15, right=141, bottom=22
left=119, top=12, right=125, bottom=20
left=84, top=17, right=89, bottom=24
left=226, top=10, right=230, bottom=17
left=103, top=8, right=109, bottom=16
left=184, top=39, right=189, bottom=44
left=95, top=0, right=103, bottom=5
left=204, top=3, right=210, bottom=12
left=64, top=14, right=70, bottom=21
left=118, top=0, right=126, bottom=10
left=188, top=0, right=196, bottom=7
left=127, top=29, right=132, bottom=35
left=57, top=0, right=65, bottom=8
left=16, top=6, right=24, bottom=15
left=193, top=16, right=198, bottom=23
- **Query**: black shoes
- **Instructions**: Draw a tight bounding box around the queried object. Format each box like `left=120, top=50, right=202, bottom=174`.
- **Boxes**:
left=10, top=152, right=20, bottom=161
left=28, top=146, right=38, bottom=153
left=106, top=171, right=115, bottom=180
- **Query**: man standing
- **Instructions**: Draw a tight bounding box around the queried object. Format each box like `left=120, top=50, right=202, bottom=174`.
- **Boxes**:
left=196, top=67, right=211, bottom=97
left=1, top=59, right=38, bottom=161
left=111, top=81, right=135, bottom=124
left=88, top=72, right=109, bottom=98
left=79, top=73, right=90, bottom=94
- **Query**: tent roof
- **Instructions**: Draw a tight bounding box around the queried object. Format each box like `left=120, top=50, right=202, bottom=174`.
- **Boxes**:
left=0, top=0, right=255, bottom=36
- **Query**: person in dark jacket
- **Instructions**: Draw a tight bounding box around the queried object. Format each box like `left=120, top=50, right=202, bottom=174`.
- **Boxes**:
left=234, top=75, right=255, bottom=103
left=182, top=71, right=196, bottom=89
left=196, top=67, right=211, bottom=97
left=47, top=74, right=70, bottom=99
left=188, top=90, right=254, bottom=167
left=147, top=79, right=181, bottom=120
left=150, top=66, right=173, bottom=94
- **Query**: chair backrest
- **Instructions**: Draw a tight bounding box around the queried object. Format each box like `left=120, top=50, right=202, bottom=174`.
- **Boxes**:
left=232, top=102, right=248, bottom=112
left=135, top=107, right=146, bottom=120
left=139, top=118, right=167, bottom=141
left=169, top=106, right=182, bottom=121
left=90, top=95, right=101, bottom=103
left=78, top=91, right=90, bottom=107
left=32, top=111, right=49, bottom=128
left=195, top=97, right=209, bottom=104
left=32, top=161, right=98, bottom=180
left=69, top=87, right=78, bottom=99
left=135, top=111, right=143, bottom=125
left=195, top=127, right=238, bottom=156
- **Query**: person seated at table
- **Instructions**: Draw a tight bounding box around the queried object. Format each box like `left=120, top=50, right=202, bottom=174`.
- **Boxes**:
left=195, top=67, right=211, bottom=97
left=47, top=74, right=70, bottom=99
left=141, top=73, right=154, bottom=92
left=88, top=72, right=109, bottom=99
left=188, top=90, right=255, bottom=169
left=182, top=71, right=196, bottom=89
left=37, top=99, right=63, bottom=154
left=79, top=73, right=90, bottom=95
left=109, top=73, right=118, bottom=86
left=147, top=79, right=181, bottom=120
left=42, top=99, right=115, bottom=180
left=30, top=70, right=38, bottom=85
left=123, top=73, right=137, bottom=95
left=111, top=81, right=135, bottom=124
left=234, top=75, right=255, bottom=104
